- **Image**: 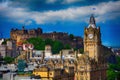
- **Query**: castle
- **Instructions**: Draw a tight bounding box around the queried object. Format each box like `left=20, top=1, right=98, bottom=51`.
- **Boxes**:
left=10, top=26, right=83, bottom=48
left=15, top=15, right=107, bottom=80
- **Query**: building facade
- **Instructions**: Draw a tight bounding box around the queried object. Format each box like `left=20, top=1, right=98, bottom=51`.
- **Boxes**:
left=33, top=65, right=74, bottom=80
left=0, top=40, right=18, bottom=58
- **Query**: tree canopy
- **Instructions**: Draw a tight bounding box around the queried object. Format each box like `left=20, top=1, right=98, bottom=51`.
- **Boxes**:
left=69, top=34, right=74, bottom=40
left=107, top=56, right=120, bottom=80
left=27, top=37, right=45, bottom=50
left=27, top=37, right=71, bottom=54
left=79, top=48, right=84, bottom=54
left=64, top=44, right=71, bottom=49
left=3, top=56, right=14, bottom=64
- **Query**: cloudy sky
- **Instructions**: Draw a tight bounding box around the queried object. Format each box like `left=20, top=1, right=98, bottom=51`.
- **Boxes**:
left=0, top=0, right=120, bottom=47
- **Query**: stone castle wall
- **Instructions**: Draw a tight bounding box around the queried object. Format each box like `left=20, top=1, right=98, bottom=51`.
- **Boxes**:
left=10, top=26, right=83, bottom=48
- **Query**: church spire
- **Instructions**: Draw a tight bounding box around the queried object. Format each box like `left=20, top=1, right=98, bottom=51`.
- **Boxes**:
left=89, top=14, right=96, bottom=25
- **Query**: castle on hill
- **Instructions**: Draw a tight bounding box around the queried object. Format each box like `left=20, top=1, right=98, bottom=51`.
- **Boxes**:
left=10, top=27, right=83, bottom=48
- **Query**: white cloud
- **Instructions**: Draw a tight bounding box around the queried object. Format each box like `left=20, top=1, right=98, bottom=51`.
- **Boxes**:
left=0, top=1, right=120, bottom=24
left=25, top=20, right=33, bottom=26
left=46, top=0, right=83, bottom=4
left=62, top=0, right=84, bottom=4
left=46, top=0, right=57, bottom=4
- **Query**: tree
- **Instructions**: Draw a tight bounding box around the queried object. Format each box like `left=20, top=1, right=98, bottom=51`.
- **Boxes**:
left=2, top=39, right=11, bottom=45
left=2, top=40, right=6, bottom=45
left=52, top=40, right=64, bottom=54
left=27, top=37, right=64, bottom=54
left=3, top=56, right=14, bottom=64
left=107, top=56, right=120, bottom=80
left=79, top=48, right=84, bottom=54
left=45, top=38, right=53, bottom=46
left=107, top=64, right=117, bottom=80
left=27, top=37, right=45, bottom=50
left=69, top=34, right=74, bottom=40
left=64, top=44, right=71, bottom=49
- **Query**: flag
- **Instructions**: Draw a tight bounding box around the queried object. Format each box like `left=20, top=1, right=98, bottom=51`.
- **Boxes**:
left=92, top=8, right=96, bottom=10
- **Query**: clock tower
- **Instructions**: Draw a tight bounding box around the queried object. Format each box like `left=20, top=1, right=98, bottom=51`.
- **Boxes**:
left=84, top=15, right=101, bottom=61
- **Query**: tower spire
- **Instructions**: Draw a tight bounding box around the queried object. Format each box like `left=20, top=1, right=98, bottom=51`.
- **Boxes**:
left=88, top=14, right=96, bottom=28
left=89, top=14, right=96, bottom=25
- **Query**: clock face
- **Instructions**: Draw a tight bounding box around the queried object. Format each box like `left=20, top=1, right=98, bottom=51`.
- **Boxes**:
left=88, top=34, right=93, bottom=39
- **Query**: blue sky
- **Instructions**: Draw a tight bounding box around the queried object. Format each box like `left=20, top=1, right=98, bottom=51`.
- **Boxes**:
left=0, top=0, right=120, bottom=48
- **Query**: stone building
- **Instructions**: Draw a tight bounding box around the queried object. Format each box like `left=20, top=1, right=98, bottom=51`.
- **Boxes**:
left=44, top=45, right=52, bottom=57
left=0, top=45, right=6, bottom=58
left=75, top=15, right=107, bottom=80
left=32, top=65, right=74, bottom=80
left=10, top=27, right=83, bottom=48
left=6, top=40, right=17, bottom=57
left=0, top=40, right=18, bottom=58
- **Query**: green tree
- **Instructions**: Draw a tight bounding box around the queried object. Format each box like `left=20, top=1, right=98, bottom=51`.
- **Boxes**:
left=69, top=34, right=74, bottom=40
left=52, top=40, right=64, bottom=54
left=27, top=37, right=45, bottom=50
left=27, top=37, right=64, bottom=54
left=107, top=56, right=120, bottom=80
left=45, top=38, right=53, bottom=46
left=74, top=48, right=77, bottom=51
left=79, top=48, right=84, bottom=54
left=2, top=39, right=11, bottom=45
left=107, top=64, right=117, bottom=80
left=64, top=44, right=71, bottom=49
left=2, top=40, right=6, bottom=45
left=3, top=56, right=14, bottom=63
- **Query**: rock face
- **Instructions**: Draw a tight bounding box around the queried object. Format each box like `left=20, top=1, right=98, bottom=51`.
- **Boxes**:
left=10, top=27, right=83, bottom=48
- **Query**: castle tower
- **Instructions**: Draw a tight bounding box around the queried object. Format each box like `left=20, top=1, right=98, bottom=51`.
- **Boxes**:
left=84, top=15, right=101, bottom=61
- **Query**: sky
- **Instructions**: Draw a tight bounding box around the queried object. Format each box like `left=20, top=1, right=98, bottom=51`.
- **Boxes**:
left=0, top=0, right=120, bottom=48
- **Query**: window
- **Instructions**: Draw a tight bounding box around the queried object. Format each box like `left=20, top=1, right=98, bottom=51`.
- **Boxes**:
left=80, top=66, right=84, bottom=69
left=81, top=72, right=83, bottom=75
left=49, top=73, right=52, bottom=75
